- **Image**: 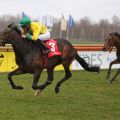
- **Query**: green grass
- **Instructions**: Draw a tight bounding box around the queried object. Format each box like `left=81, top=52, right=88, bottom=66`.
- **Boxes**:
left=0, top=70, right=120, bottom=120
left=69, top=40, right=104, bottom=45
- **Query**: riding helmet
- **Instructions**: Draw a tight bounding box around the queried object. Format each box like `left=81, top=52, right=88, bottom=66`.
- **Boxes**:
left=20, top=16, right=31, bottom=26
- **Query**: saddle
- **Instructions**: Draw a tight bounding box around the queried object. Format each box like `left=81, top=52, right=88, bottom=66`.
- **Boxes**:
left=44, top=39, right=62, bottom=58
left=42, top=39, right=62, bottom=68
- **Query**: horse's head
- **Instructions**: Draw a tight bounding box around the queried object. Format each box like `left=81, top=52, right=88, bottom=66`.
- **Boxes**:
left=0, top=23, right=21, bottom=46
left=103, top=32, right=119, bottom=52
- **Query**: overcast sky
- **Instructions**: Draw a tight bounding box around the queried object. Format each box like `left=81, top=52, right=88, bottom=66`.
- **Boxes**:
left=0, top=0, right=120, bottom=22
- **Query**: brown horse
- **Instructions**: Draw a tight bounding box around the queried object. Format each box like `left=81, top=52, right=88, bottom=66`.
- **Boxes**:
left=0, top=23, right=99, bottom=95
left=103, top=32, right=120, bottom=83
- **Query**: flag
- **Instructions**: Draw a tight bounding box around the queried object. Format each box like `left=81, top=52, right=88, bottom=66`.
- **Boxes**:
left=46, top=15, right=54, bottom=28
left=60, top=14, right=67, bottom=31
left=41, top=15, right=54, bottom=28
left=41, top=16, right=47, bottom=26
left=68, top=15, right=74, bottom=28
left=22, top=12, right=27, bottom=18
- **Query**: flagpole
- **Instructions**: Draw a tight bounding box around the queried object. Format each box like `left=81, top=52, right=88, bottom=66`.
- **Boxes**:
left=60, top=30, right=62, bottom=38
left=60, top=13, right=67, bottom=38
left=67, top=25, right=69, bottom=40
left=67, top=15, right=74, bottom=40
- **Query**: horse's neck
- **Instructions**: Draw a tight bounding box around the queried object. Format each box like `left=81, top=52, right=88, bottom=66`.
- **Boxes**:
left=12, top=40, right=30, bottom=56
left=12, top=41, right=41, bottom=61
left=12, top=41, right=36, bottom=66
left=115, top=39, right=120, bottom=50
left=10, top=30, right=42, bottom=65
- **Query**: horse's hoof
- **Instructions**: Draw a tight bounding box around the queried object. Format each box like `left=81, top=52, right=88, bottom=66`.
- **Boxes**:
left=17, top=85, right=24, bottom=89
left=55, top=87, right=59, bottom=94
left=13, top=85, right=23, bottom=90
left=35, top=89, right=41, bottom=96
left=94, top=66, right=100, bottom=73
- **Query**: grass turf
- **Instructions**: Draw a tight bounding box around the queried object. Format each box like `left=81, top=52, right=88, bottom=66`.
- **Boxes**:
left=69, top=40, right=104, bottom=45
left=0, top=70, right=120, bottom=120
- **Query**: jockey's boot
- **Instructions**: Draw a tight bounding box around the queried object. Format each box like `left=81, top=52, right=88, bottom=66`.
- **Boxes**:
left=38, top=40, right=51, bottom=54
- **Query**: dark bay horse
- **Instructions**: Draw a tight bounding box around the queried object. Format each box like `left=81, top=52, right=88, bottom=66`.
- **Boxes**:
left=103, top=32, right=120, bottom=83
left=0, top=23, right=99, bottom=95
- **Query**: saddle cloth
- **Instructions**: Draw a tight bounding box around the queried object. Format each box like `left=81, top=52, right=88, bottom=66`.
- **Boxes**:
left=44, top=39, right=62, bottom=58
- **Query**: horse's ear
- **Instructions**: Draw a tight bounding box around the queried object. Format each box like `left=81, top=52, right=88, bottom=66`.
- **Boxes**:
left=7, top=23, right=14, bottom=28
left=113, top=32, right=118, bottom=35
left=7, top=22, right=22, bottom=34
left=109, top=32, right=117, bottom=35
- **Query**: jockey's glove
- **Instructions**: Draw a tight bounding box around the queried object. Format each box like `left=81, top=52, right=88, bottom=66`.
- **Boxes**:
left=21, top=34, right=26, bottom=38
left=26, top=33, right=32, bottom=40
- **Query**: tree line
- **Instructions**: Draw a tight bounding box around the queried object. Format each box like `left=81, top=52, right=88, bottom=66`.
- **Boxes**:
left=0, top=14, right=120, bottom=42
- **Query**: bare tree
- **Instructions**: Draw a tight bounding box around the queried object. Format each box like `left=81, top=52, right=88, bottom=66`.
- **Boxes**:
left=0, top=14, right=120, bottom=43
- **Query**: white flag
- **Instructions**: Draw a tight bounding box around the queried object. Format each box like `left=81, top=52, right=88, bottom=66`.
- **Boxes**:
left=60, top=14, right=67, bottom=31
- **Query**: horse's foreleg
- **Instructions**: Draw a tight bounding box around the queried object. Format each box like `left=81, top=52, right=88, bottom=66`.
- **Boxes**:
left=55, top=65, right=72, bottom=94
left=106, top=59, right=119, bottom=80
left=32, top=69, right=42, bottom=90
left=109, top=68, right=120, bottom=84
left=8, top=68, right=26, bottom=89
left=106, top=62, right=113, bottom=80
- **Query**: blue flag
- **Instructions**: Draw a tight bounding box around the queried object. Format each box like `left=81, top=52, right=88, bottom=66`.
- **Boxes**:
left=22, top=12, right=27, bottom=18
left=68, top=15, right=74, bottom=28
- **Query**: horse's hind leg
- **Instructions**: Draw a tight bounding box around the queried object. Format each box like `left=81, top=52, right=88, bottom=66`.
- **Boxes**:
left=106, top=59, right=119, bottom=80
left=109, top=68, right=120, bottom=84
left=8, top=67, right=26, bottom=89
left=55, top=63, right=72, bottom=94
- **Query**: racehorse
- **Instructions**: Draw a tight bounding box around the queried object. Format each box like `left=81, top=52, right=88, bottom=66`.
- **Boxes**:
left=103, top=32, right=120, bottom=83
left=0, top=23, right=100, bottom=95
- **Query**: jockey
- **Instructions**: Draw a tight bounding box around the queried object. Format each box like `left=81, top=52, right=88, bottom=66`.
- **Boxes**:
left=20, top=16, right=51, bottom=54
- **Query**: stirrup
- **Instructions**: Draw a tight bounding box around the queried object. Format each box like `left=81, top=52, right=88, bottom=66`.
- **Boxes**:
left=43, top=49, right=51, bottom=54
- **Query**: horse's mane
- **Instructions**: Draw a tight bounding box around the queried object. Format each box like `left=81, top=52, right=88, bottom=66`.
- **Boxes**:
left=7, top=22, right=21, bottom=34
left=7, top=22, right=15, bottom=28
left=110, top=32, right=120, bottom=39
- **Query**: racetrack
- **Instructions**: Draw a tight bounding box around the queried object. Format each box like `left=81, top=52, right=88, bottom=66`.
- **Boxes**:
left=0, top=70, right=120, bottom=120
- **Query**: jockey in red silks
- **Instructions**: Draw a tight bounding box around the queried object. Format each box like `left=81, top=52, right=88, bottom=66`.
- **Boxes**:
left=20, top=16, right=51, bottom=54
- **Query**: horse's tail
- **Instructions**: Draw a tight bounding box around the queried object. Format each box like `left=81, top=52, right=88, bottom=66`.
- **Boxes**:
left=75, top=52, right=100, bottom=73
